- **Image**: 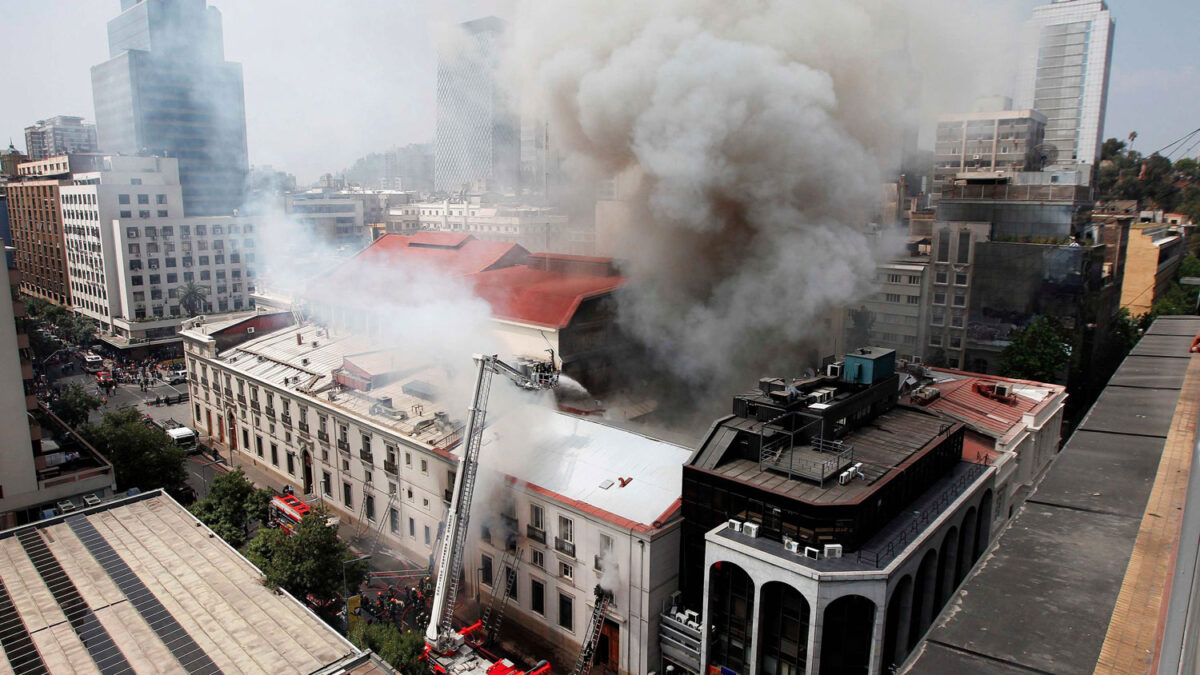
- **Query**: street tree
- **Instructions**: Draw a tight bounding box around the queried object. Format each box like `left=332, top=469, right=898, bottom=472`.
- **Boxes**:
left=51, top=383, right=102, bottom=429
left=84, top=408, right=186, bottom=491
left=190, top=468, right=273, bottom=548
left=349, top=623, right=425, bottom=672
left=998, top=315, right=1071, bottom=384
left=245, top=507, right=367, bottom=604
left=176, top=281, right=210, bottom=317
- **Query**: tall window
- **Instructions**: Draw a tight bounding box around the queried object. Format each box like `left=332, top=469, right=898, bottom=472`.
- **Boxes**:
left=957, top=230, right=971, bottom=263
left=366, top=495, right=376, bottom=521
left=559, top=592, right=574, bottom=631
left=343, top=482, right=353, bottom=508
left=530, top=503, right=544, bottom=530
left=390, top=508, right=400, bottom=533
left=531, top=578, right=545, bottom=615
left=937, top=228, right=951, bottom=262
left=322, top=471, right=331, bottom=496
left=482, top=554, right=494, bottom=587
left=559, top=516, right=574, bottom=543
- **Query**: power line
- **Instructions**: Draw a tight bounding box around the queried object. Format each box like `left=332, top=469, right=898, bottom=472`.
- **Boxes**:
left=1153, top=127, right=1200, bottom=158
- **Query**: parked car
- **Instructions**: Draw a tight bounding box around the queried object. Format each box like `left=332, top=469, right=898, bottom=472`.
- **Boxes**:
left=166, top=483, right=197, bottom=506
left=167, top=369, right=188, bottom=385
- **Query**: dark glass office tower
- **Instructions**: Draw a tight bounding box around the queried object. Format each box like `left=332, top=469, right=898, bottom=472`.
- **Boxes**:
left=91, top=0, right=248, bottom=216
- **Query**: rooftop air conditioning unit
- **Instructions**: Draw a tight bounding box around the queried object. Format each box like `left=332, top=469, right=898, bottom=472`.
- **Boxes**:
left=803, top=546, right=820, bottom=560
left=827, top=363, right=842, bottom=378
left=727, top=519, right=743, bottom=532
left=742, top=522, right=760, bottom=538
left=824, top=544, right=844, bottom=559
left=684, top=610, right=700, bottom=624
left=995, top=382, right=1013, bottom=397
left=783, top=539, right=800, bottom=554
left=972, top=154, right=982, bottom=160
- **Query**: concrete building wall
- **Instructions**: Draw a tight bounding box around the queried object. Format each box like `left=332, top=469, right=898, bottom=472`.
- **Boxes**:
left=1118, top=224, right=1185, bottom=316
left=698, top=470, right=995, bottom=675
left=853, top=262, right=929, bottom=359
left=7, top=180, right=72, bottom=305
left=0, top=265, right=37, bottom=526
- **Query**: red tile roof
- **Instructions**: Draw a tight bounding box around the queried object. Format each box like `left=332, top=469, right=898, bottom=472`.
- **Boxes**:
left=911, top=377, right=1039, bottom=437
left=470, top=264, right=625, bottom=329
left=345, top=233, right=528, bottom=277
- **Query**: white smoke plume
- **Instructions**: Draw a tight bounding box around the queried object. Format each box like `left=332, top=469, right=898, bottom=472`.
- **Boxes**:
left=503, top=0, right=1018, bottom=395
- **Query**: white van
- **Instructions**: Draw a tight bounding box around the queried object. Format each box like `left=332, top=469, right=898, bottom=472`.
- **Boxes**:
left=166, top=426, right=198, bottom=450
left=83, top=353, right=104, bottom=373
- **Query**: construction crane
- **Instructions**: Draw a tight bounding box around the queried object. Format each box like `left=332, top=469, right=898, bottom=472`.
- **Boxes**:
left=425, top=353, right=557, bottom=675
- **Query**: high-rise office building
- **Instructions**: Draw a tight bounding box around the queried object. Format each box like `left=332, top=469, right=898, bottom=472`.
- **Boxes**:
left=91, top=0, right=249, bottom=216
left=434, top=16, right=519, bottom=194
left=23, top=116, right=99, bottom=161
left=1014, top=0, right=1114, bottom=167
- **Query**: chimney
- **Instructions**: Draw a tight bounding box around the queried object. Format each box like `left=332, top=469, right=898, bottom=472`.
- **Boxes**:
left=296, top=333, right=303, bottom=346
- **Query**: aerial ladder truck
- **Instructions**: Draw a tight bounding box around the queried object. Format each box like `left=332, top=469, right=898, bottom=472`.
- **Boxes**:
left=425, top=354, right=556, bottom=675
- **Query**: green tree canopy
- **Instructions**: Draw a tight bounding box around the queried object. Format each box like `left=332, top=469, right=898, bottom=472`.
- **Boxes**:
left=245, top=507, right=367, bottom=604
left=349, top=623, right=425, bottom=672
left=176, top=281, right=210, bottom=317
left=998, top=315, right=1071, bottom=384
left=189, top=468, right=273, bottom=548
left=51, top=383, right=102, bottom=429
left=84, top=408, right=186, bottom=491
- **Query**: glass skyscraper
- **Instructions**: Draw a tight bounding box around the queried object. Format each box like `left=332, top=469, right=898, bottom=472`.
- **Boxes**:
left=434, top=17, right=519, bottom=194
left=1014, top=0, right=1114, bottom=167
left=91, top=0, right=248, bottom=216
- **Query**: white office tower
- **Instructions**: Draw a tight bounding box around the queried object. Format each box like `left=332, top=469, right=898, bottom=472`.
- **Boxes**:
left=1015, top=0, right=1114, bottom=168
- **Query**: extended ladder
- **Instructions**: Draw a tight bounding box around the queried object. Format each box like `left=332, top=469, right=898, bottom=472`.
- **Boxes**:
left=364, top=490, right=398, bottom=554
left=570, top=586, right=614, bottom=675
left=479, top=547, right=523, bottom=644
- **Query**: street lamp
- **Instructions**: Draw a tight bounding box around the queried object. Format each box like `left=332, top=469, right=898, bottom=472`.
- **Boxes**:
left=343, top=554, right=371, bottom=633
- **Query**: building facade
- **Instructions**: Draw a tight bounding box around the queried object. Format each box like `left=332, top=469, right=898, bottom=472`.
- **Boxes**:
left=1014, top=0, right=1114, bottom=167
left=850, top=260, right=931, bottom=362
left=434, top=17, right=519, bottom=194
left=91, top=0, right=249, bottom=216
left=464, top=409, right=691, bottom=674
left=285, top=190, right=369, bottom=251
left=1116, top=223, right=1185, bottom=316
left=932, top=107, right=1046, bottom=197
left=8, top=179, right=72, bottom=305
left=675, top=350, right=994, bottom=675
left=1, top=143, right=28, bottom=179
left=59, top=155, right=257, bottom=351
left=23, top=116, right=99, bottom=161
left=385, top=199, right=569, bottom=253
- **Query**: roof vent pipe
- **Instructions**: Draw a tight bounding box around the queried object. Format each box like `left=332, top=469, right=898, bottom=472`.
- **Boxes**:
left=296, top=333, right=302, bottom=345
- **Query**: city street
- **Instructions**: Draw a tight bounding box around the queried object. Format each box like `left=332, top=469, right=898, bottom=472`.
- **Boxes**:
left=53, top=367, right=191, bottom=427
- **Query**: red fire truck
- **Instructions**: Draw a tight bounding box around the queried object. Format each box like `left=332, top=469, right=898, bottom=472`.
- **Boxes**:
left=268, top=494, right=311, bottom=534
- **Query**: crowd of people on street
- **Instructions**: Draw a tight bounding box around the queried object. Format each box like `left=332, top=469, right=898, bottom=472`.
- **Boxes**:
left=355, top=575, right=435, bottom=633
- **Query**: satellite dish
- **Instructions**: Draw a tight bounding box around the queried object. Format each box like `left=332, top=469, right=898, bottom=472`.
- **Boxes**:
left=1033, top=143, right=1059, bottom=170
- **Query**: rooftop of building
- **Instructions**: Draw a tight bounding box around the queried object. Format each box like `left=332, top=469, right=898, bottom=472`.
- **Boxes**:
left=0, top=490, right=370, bottom=674
left=483, top=407, right=692, bottom=531
left=900, top=366, right=1066, bottom=442
left=338, top=232, right=527, bottom=279
left=904, top=316, right=1200, bottom=674
left=200, top=321, right=464, bottom=455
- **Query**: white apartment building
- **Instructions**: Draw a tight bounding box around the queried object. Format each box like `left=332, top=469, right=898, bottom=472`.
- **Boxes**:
left=60, top=155, right=258, bottom=349
left=181, top=320, right=466, bottom=565
left=850, top=261, right=930, bottom=360
left=181, top=316, right=691, bottom=672
left=466, top=408, right=691, bottom=674
left=386, top=199, right=568, bottom=253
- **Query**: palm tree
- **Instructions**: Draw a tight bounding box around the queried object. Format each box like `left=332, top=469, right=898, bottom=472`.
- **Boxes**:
left=177, top=281, right=209, bottom=317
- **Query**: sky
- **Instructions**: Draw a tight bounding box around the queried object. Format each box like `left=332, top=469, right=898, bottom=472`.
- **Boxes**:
left=0, top=0, right=1196, bottom=183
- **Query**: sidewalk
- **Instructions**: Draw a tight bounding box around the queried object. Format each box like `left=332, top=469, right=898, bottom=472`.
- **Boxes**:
left=217, top=441, right=426, bottom=572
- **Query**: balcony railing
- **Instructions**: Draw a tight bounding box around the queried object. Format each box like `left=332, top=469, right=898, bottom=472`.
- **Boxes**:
left=359, top=449, right=374, bottom=463
left=384, top=459, right=398, bottom=474
left=250, top=400, right=260, bottom=412
left=280, top=413, right=291, bottom=426
left=554, top=537, right=576, bottom=558
left=336, top=438, right=350, bottom=452
left=317, top=430, right=329, bottom=442
left=298, top=421, right=310, bottom=433
left=527, top=524, right=546, bottom=544
left=265, top=406, right=275, bottom=419
left=236, top=394, right=246, bottom=405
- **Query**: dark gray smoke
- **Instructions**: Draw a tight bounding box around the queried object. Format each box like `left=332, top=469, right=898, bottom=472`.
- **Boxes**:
left=504, top=0, right=1017, bottom=398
